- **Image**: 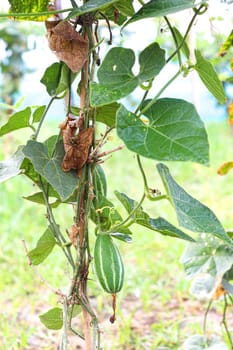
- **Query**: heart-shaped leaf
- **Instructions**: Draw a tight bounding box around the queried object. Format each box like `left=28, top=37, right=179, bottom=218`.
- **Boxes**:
left=157, top=163, right=231, bottom=244
left=117, top=99, right=209, bottom=165
left=23, top=140, right=78, bottom=201
left=90, top=44, right=165, bottom=106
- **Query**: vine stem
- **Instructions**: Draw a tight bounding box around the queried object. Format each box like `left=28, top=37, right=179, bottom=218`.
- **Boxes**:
left=139, top=70, right=181, bottom=116
left=222, top=294, right=233, bottom=348
left=166, top=4, right=208, bottom=64
left=34, top=97, right=56, bottom=140
left=0, top=8, right=73, bottom=18
left=39, top=177, right=75, bottom=268
left=164, top=16, right=182, bottom=68
left=110, top=192, right=146, bottom=233
left=203, top=299, right=212, bottom=334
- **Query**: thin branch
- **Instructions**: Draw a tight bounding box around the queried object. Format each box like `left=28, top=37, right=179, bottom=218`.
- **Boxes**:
left=203, top=300, right=212, bottom=334
left=34, top=97, right=56, bottom=140
left=22, top=240, right=65, bottom=297
left=164, top=16, right=182, bottom=68
left=222, top=295, right=233, bottom=348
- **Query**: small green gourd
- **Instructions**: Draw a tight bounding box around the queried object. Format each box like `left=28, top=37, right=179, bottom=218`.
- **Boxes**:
left=94, top=234, right=124, bottom=294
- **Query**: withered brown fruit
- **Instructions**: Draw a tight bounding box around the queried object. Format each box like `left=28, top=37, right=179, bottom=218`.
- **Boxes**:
left=61, top=119, right=93, bottom=172
left=45, top=20, right=89, bottom=72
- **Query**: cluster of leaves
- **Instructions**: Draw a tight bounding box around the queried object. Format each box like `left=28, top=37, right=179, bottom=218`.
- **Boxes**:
left=1, top=0, right=233, bottom=347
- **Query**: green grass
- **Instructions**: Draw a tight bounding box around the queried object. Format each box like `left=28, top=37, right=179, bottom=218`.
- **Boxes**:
left=0, top=121, right=233, bottom=349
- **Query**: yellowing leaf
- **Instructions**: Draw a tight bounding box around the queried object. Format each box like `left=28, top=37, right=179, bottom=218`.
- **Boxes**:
left=217, top=161, right=233, bottom=176
left=228, top=101, right=233, bottom=125
left=219, top=29, right=233, bottom=57
left=8, top=0, right=50, bottom=21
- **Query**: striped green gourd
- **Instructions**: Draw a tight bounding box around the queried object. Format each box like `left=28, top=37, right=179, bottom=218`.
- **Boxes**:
left=94, top=234, right=124, bottom=294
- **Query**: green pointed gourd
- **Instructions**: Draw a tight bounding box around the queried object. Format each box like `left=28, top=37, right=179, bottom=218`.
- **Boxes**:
left=94, top=234, right=124, bottom=294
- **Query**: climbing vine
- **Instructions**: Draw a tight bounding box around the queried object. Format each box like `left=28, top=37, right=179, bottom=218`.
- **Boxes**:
left=0, top=0, right=233, bottom=349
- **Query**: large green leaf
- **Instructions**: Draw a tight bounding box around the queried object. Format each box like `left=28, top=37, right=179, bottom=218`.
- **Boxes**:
left=0, top=107, right=31, bottom=136
left=39, top=307, right=63, bottom=330
left=117, top=99, right=209, bottom=164
left=90, top=44, right=165, bottom=106
left=28, top=227, right=56, bottom=265
left=23, top=140, right=78, bottom=201
left=157, top=163, right=231, bottom=244
left=180, top=235, right=233, bottom=279
left=115, top=191, right=194, bottom=241
left=8, top=0, right=50, bottom=21
left=66, top=0, right=119, bottom=19
left=194, top=50, right=227, bottom=104
left=124, top=0, right=199, bottom=27
left=0, top=147, right=24, bottom=183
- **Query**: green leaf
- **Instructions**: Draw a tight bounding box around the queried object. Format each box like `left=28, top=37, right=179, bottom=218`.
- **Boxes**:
left=0, top=107, right=31, bottom=136
left=172, top=26, right=190, bottom=58
left=32, top=105, right=46, bottom=123
left=117, top=99, right=209, bottom=165
left=39, top=307, right=63, bottom=330
left=194, top=50, right=227, bottom=104
left=90, top=47, right=138, bottom=106
left=138, top=42, right=166, bottom=82
left=23, top=192, right=60, bottom=208
left=181, top=235, right=233, bottom=279
left=91, top=193, right=132, bottom=235
left=70, top=102, right=120, bottom=127
left=115, top=0, right=134, bottom=17
left=189, top=273, right=216, bottom=299
left=23, top=140, right=78, bottom=201
left=40, top=62, right=76, bottom=97
left=111, top=232, right=133, bottom=243
left=95, top=102, right=120, bottom=127
left=115, top=191, right=194, bottom=241
left=28, top=227, right=56, bottom=265
left=124, top=0, right=199, bottom=27
left=66, top=0, right=119, bottom=19
left=0, top=147, right=24, bottom=183
left=90, top=44, right=165, bottom=106
left=8, top=0, right=50, bottom=21
left=157, top=163, right=231, bottom=244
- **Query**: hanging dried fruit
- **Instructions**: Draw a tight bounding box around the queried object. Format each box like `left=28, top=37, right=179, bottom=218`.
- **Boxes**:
left=45, top=20, right=89, bottom=72
left=60, top=118, right=93, bottom=173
